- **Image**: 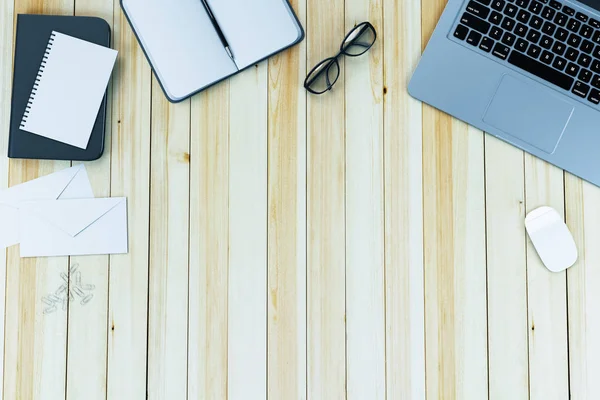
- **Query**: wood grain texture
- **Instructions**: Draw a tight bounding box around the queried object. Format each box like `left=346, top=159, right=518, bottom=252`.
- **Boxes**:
left=0, top=0, right=13, bottom=397
left=566, top=175, right=600, bottom=399
left=422, top=0, right=488, bottom=398
left=267, top=0, right=308, bottom=396
left=383, top=0, right=425, bottom=398
left=147, top=78, right=190, bottom=400
left=484, top=137, right=529, bottom=400
left=4, top=2, right=73, bottom=400
left=228, top=65, right=268, bottom=400
left=188, top=82, right=230, bottom=400
left=66, top=1, right=113, bottom=399
left=345, top=0, right=385, bottom=398
left=106, top=2, right=151, bottom=398
left=306, top=0, right=347, bottom=397
left=524, top=156, right=568, bottom=400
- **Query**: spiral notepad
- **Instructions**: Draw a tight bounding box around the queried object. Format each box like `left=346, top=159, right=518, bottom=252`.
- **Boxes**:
left=20, top=31, right=118, bottom=150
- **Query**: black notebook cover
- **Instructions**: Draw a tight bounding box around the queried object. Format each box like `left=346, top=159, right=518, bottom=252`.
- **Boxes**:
left=8, top=14, right=111, bottom=161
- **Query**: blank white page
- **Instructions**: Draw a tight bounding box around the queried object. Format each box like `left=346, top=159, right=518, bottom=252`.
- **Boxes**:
left=122, top=0, right=238, bottom=101
left=20, top=32, right=117, bottom=149
left=208, top=0, right=303, bottom=69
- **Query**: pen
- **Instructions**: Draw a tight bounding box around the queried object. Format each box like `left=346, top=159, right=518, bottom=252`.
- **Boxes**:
left=200, top=0, right=235, bottom=62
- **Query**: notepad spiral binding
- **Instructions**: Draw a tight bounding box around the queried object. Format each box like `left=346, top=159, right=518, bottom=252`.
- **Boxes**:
left=19, top=31, right=57, bottom=130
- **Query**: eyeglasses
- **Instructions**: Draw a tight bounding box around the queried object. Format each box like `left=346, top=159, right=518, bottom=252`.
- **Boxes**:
left=304, top=22, right=377, bottom=95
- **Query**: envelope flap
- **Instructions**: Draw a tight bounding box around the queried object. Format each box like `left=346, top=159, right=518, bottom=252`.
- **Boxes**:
left=23, top=198, right=125, bottom=237
left=0, top=165, right=84, bottom=207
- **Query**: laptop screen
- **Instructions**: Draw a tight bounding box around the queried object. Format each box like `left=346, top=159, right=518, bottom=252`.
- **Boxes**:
left=578, top=0, right=600, bottom=12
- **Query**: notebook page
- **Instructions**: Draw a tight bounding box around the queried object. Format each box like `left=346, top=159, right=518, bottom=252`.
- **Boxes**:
left=207, top=0, right=302, bottom=70
left=20, top=32, right=117, bottom=149
left=122, top=0, right=238, bottom=101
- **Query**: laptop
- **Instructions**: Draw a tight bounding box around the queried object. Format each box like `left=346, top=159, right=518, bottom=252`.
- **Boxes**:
left=409, top=0, right=600, bottom=187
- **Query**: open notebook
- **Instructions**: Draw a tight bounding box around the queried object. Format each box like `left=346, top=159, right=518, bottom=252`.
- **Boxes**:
left=121, top=0, right=304, bottom=102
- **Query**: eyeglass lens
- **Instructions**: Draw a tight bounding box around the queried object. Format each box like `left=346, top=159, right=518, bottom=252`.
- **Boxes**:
left=341, top=23, right=376, bottom=57
left=305, top=58, right=340, bottom=94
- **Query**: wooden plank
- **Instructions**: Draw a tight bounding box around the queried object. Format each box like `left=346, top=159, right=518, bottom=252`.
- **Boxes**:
left=382, top=0, right=425, bottom=398
left=147, top=78, right=190, bottom=400
left=524, top=156, right=568, bottom=400
left=566, top=175, right=600, bottom=398
left=485, top=137, right=528, bottom=400
left=188, top=83, right=229, bottom=399
left=227, top=67, right=268, bottom=399
left=266, top=0, right=307, bottom=396
left=306, top=0, right=346, bottom=397
left=4, top=2, right=73, bottom=400
left=0, top=0, right=14, bottom=397
left=421, top=1, right=488, bottom=399
left=344, top=0, right=385, bottom=399
left=106, top=2, right=151, bottom=398
left=65, top=2, right=113, bottom=399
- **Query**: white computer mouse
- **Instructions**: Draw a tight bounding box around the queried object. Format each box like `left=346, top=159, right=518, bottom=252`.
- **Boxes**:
left=525, top=206, right=578, bottom=273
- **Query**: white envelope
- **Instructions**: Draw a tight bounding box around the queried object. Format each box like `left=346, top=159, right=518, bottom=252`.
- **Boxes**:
left=0, top=165, right=94, bottom=249
left=19, top=198, right=128, bottom=258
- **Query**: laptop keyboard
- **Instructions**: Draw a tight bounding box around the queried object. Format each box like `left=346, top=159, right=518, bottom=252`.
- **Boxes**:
left=452, top=0, right=600, bottom=105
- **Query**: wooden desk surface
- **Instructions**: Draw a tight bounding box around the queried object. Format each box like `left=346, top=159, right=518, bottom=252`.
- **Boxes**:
left=1, top=0, right=598, bottom=399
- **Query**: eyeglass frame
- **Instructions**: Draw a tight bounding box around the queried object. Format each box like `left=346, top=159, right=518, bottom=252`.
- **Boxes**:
left=304, top=21, right=377, bottom=95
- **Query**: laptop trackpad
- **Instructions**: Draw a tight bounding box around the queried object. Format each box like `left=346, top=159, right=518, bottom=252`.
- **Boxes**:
left=483, top=75, right=574, bottom=154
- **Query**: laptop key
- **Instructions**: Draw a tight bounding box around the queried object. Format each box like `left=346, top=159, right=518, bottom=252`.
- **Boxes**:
left=540, top=35, right=554, bottom=49
left=540, top=50, right=554, bottom=64
left=554, top=13, right=568, bottom=27
left=580, top=39, right=594, bottom=54
left=567, top=18, right=582, bottom=32
left=563, top=6, right=575, bottom=16
left=542, top=6, right=556, bottom=20
left=577, top=53, right=592, bottom=68
left=554, top=27, right=569, bottom=41
left=517, top=9, right=531, bottom=23
left=516, top=0, right=530, bottom=7
left=593, top=31, right=600, bottom=44
left=591, top=59, right=600, bottom=73
left=508, top=50, right=575, bottom=90
left=467, top=1, right=491, bottom=19
left=489, top=11, right=503, bottom=25
left=454, top=25, right=470, bottom=40
left=501, top=17, right=516, bottom=31
left=529, top=1, right=543, bottom=14
left=592, top=74, right=600, bottom=88
left=591, top=18, right=600, bottom=29
left=579, top=69, right=592, bottom=83
left=490, top=26, right=504, bottom=40
left=588, top=88, right=600, bottom=104
left=552, top=41, right=566, bottom=55
left=492, top=42, right=511, bottom=59
left=491, top=0, right=505, bottom=11
left=565, top=47, right=579, bottom=61
left=566, top=62, right=580, bottom=77
left=593, top=45, right=600, bottom=58
left=542, top=21, right=557, bottom=35
left=527, top=44, right=542, bottom=58
left=461, top=12, right=491, bottom=34
left=580, top=25, right=594, bottom=39
left=549, top=0, right=562, bottom=9
left=572, top=81, right=590, bottom=97
left=514, top=23, right=528, bottom=37
left=568, top=33, right=582, bottom=47
left=576, top=12, right=589, bottom=23
left=515, top=38, right=529, bottom=52
left=552, top=56, right=567, bottom=70
left=530, top=15, right=544, bottom=29
left=480, top=36, right=495, bottom=52
left=502, top=31, right=517, bottom=45
left=505, top=3, right=518, bottom=17
left=527, top=29, right=541, bottom=43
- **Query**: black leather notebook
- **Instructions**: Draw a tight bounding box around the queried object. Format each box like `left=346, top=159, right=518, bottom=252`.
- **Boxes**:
left=8, top=14, right=111, bottom=161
